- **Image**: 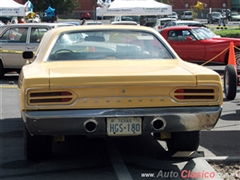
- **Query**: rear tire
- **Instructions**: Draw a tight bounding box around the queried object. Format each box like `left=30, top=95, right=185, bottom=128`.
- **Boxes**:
left=235, top=50, right=240, bottom=72
left=24, top=125, right=52, bottom=161
left=224, top=65, right=237, bottom=100
left=166, top=131, right=200, bottom=153
left=0, top=61, right=5, bottom=79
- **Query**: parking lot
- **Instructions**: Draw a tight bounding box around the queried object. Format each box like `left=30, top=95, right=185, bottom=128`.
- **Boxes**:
left=0, top=67, right=239, bottom=179
left=0, top=19, right=239, bottom=179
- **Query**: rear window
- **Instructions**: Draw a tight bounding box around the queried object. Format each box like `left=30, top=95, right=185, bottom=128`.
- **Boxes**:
left=212, top=12, right=221, bottom=16
left=161, top=19, right=172, bottom=25
left=121, top=16, right=140, bottom=24
left=47, top=30, right=174, bottom=61
left=184, top=12, right=192, bottom=15
left=86, top=22, right=103, bottom=25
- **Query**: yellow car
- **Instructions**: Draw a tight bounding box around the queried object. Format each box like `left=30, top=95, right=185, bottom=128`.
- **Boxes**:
left=18, top=25, right=223, bottom=161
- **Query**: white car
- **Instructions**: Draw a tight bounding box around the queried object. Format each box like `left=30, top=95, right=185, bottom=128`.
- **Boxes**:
left=0, top=21, right=5, bottom=26
left=168, top=11, right=178, bottom=20
left=181, top=11, right=193, bottom=20
left=153, top=18, right=176, bottom=30
left=113, top=16, right=140, bottom=25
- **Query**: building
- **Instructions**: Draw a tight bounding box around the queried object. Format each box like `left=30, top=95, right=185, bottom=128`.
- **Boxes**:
left=170, top=0, right=234, bottom=19
left=172, top=0, right=231, bottom=10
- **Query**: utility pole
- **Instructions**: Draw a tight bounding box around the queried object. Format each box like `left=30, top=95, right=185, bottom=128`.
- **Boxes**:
left=209, top=0, right=212, bottom=14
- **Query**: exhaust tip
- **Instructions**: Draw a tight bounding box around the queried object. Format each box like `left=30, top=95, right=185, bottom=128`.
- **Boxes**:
left=84, top=119, right=98, bottom=133
left=151, top=117, right=166, bottom=131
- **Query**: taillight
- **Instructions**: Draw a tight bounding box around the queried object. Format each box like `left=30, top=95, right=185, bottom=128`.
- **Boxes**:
left=61, top=92, right=72, bottom=102
left=29, top=91, right=73, bottom=103
left=158, top=26, right=162, bottom=29
left=174, top=89, right=215, bottom=100
left=174, top=89, right=184, bottom=99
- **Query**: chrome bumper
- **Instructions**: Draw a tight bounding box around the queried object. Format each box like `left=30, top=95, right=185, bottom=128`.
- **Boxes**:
left=22, top=106, right=222, bottom=135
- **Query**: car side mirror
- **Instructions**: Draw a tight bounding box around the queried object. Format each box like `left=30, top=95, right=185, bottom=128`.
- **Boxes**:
left=22, top=51, right=34, bottom=64
left=186, top=36, right=193, bottom=41
left=23, top=51, right=34, bottom=59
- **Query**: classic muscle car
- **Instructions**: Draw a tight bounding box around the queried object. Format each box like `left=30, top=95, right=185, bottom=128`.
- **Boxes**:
left=19, top=25, right=223, bottom=161
left=160, top=26, right=240, bottom=70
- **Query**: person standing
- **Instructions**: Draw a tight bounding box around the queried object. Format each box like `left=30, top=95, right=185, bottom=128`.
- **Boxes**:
left=218, top=14, right=225, bottom=26
left=17, top=16, right=26, bottom=23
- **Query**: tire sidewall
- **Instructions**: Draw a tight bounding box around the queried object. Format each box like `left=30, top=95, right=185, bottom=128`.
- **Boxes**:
left=224, top=65, right=237, bottom=100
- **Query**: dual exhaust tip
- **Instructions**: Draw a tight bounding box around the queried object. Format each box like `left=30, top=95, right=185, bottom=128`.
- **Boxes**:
left=84, top=117, right=166, bottom=133
left=84, top=119, right=98, bottom=133
left=151, top=117, right=166, bottom=131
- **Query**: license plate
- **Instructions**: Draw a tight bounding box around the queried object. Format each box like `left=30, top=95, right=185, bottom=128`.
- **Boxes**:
left=107, top=117, right=142, bottom=136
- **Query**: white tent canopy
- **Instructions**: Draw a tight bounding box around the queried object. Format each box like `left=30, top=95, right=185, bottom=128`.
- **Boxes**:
left=0, top=0, right=27, bottom=16
left=101, top=0, right=172, bottom=16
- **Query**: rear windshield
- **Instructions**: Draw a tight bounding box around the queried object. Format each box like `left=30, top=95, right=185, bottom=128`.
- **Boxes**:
left=121, top=16, right=140, bottom=24
left=47, top=30, right=174, bottom=61
left=184, top=12, right=192, bottom=15
left=212, top=12, right=221, bottom=16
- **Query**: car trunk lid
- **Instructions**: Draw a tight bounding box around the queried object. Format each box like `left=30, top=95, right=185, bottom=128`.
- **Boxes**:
left=49, top=60, right=196, bottom=87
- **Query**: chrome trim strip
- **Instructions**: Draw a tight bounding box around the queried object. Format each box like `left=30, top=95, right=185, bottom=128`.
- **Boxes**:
left=22, top=106, right=222, bottom=135
left=23, top=106, right=222, bottom=118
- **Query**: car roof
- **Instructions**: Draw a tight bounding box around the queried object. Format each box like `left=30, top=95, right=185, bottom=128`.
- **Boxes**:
left=65, top=22, right=81, bottom=26
left=111, top=21, right=138, bottom=25
left=43, top=25, right=158, bottom=36
left=158, top=18, right=176, bottom=21
left=173, top=20, right=201, bottom=23
left=85, top=21, right=103, bottom=25
left=1, top=22, right=73, bottom=27
left=163, top=26, right=199, bottom=31
left=0, top=23, right=74, bottom=34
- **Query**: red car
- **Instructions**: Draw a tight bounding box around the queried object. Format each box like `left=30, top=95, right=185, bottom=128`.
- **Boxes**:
left=80, top=12, right=91, bottom=20
left=160, top=26, right=240, bottom=69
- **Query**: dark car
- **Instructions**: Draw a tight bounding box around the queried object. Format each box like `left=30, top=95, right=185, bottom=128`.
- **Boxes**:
left=0, top=16, right=12, bottom=24
left=80, top=12, right=91, bottom=20
left=207, top=12, right=222, bottom=24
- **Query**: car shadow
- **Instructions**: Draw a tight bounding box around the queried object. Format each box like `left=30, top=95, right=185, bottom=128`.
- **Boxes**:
left=0, top=117, right=212, bottom=180
left=200, top=130, right=240, bottom=157
left=0, top=74, right=19, bottom=85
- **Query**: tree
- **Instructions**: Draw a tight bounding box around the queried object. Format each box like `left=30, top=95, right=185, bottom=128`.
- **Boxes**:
left=23, top=0, right=79, bottom=14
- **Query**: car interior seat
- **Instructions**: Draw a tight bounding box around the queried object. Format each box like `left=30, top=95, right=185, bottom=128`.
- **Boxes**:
left=175, top=30, right=185, bottom=41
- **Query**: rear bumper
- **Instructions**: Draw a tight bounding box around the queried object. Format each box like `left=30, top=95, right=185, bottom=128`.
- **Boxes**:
left=22, top=106, right=222, bottom=135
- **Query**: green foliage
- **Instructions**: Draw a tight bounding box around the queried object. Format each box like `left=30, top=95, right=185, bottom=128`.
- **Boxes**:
left=212, top=28, right=240, bottom=38
left=190, top=8, right=198, bottom=20
left=23, top=0, right=79, bottom=14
